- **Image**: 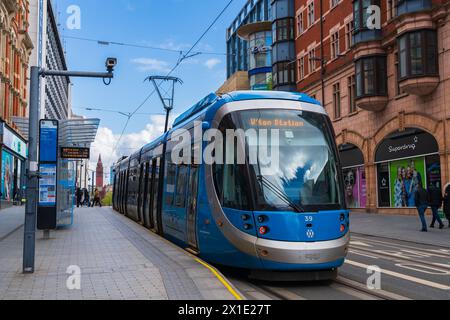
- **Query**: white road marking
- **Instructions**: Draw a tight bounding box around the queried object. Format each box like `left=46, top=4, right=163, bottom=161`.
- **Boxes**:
left=352, top=236, right=450, bottom=257
left=395, top=263, right=450, bottom=276
left=349, top=250, right=380, bottom=259
left=345, top=260, right=450, bottom=291
left=351, top=241, right=373, bottom=248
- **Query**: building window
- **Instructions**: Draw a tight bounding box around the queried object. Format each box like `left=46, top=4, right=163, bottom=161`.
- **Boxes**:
left=345, top=20, right=354, bottom=50
left=331, top=30, right=340, bottom=60
left=355, top=56, right=387, bottom=98
left=249, top=30, right=272, bottom=70
left=353, top=0, right=382, bottom=44
left=297, top=12, right=304, bottom=36
left=307, top=1, right=315, bottom=27
left=273, top=61, right=296, bottom=88
left=272, top=18, right=295, bottom=43
left=331, top=0, right=340, bottom=9
left=308, top=48, right=317, bottom=73
left=298, top=56, right=305, bottom=81
left=333, top=82, right=341, bottom=119
left=348, top=75, right=357, bottom=113
left=394, top=52, right=405, bottom=96
left=387, top=0, right=396, bottom=20
left=398, top=29, right=438, bottom=80
left=395, top=0, right=432, bottom=17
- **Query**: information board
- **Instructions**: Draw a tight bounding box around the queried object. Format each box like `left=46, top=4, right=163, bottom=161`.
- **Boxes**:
left=38, top=120, right=59, bottom=230
left=61, top=147, right=90, bottom=159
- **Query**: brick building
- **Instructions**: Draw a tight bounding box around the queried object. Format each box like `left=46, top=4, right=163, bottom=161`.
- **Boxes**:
left=295, top=0, right=450, bottom=214
left=0, top=0, right=32, bottom=207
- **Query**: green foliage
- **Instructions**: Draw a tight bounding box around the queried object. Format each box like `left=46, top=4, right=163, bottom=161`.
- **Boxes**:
left=102, top=191, right=113, bottom=206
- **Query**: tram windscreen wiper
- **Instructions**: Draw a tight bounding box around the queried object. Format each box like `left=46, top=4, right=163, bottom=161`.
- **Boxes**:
left=257, top=175, right=305, bottom=213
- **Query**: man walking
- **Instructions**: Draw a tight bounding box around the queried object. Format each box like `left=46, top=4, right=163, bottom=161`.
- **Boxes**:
left=444, top=183, right=450, bottom=227
left=428, top=182, right=444, bottom=229
left=415, top=182, right=429, bottom=232
left=76, top=188, right=82, bottom=208
left=93, top=189, right=102, bottom=208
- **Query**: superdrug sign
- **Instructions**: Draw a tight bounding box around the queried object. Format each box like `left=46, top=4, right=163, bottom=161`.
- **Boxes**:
left=375, top=128, right=439, bottom=163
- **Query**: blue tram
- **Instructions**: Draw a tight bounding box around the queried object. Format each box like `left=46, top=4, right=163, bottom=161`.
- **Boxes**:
left=112, top=91, right=350, bottom=280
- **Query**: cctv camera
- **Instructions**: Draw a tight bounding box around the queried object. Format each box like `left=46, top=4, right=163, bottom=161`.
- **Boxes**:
left=106, top=57, right=117, bottom=71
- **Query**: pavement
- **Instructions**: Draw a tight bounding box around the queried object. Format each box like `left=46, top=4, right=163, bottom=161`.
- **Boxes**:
left=0, top=207, right=241, bottom=300
left=350, top=211, right=450, bottom=248
left=0, top=206, right=25, bottom=241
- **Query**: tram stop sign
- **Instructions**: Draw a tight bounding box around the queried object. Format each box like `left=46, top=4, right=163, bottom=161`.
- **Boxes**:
left=37, top=120, right=59, bottom=230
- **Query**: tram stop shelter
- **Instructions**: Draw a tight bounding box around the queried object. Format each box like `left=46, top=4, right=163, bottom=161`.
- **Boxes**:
left=12, top=117, right=100, bottom=228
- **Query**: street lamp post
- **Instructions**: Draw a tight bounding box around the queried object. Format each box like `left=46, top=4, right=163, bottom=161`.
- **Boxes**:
left=23, top=60, right=117, bottom=274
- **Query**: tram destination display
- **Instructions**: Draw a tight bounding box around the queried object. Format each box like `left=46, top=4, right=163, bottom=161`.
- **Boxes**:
left=61, top=147, right=90, bottom=159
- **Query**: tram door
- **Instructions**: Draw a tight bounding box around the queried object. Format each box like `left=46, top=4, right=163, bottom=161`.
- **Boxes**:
left=186, top=165, right=199, bottom=249
left=141, top=162, right=150, bottom=227
left=137, top=164, right=145, bottom=223
left=149, top=158, right=159, bottom=232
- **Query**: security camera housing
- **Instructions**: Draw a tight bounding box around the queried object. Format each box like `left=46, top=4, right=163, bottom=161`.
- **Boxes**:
left=106, top=58, right=117, bottom=72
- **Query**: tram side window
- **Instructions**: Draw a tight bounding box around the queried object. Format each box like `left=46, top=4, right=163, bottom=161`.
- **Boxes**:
left=166, top=161, right=177, bottom=206
left=175, top=166, right=188, bottom=208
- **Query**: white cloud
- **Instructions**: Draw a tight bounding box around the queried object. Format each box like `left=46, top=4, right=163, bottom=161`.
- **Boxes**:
left=131, top=58, right=171, bottom=72
left=89, top=114, right=176, bottom=173
left=204, top=58, right=221, bottom=70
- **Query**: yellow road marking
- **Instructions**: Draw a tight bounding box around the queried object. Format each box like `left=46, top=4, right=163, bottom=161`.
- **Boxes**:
left=195, top=258, right=243, bottom=300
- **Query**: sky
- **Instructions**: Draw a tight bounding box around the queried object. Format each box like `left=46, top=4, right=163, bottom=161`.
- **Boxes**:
left=52, top=0, right=246, bottom=178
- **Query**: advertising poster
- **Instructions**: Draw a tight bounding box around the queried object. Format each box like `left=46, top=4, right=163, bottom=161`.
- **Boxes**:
left=389, top=157, right=426, bottom=208
left=39, top=164, right=57, bottom=207
left=343, top=166, right=366, bottom=208
left=1, top=151, right=14, bottom=201
left=358, top=167, right=367, bottom=208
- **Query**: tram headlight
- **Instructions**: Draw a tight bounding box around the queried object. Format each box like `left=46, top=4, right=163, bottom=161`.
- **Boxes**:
left=340, top=224, right=346, bottom=233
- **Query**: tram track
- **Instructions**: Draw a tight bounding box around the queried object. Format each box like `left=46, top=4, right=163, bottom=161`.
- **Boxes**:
left=226, top=273, right=402, bottom=300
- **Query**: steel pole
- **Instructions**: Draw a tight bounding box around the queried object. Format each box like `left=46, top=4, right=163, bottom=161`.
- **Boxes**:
left=23, top=67, right=40, bottom=273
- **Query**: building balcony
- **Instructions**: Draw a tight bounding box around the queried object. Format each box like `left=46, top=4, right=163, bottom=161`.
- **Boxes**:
left=395, top=11, right=434, bottom=36
left=353, top=41, right=385, bottom=61
left=399, top=76, right=440, bottom=96
left=355, top=96, right=389, bottom=112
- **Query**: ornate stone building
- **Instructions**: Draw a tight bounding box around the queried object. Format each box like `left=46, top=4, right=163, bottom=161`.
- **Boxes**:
left=0, top=0, right=32, bottom=207
left=0, top=0, right=33, bottom=124
left=295, top=0, right=450, bottom=215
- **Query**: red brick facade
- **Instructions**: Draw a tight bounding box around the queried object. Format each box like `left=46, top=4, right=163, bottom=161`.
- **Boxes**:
left=295, top=0, right=450, bottom=214
left=0, top=0, right=33, bottom=127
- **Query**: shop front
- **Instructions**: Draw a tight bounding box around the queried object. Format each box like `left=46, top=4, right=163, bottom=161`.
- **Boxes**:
left=375, top=128, right=441, bottom=209
left=0, top=122, right=27, bottom=208
left=339, top=144, right=367, bottom=209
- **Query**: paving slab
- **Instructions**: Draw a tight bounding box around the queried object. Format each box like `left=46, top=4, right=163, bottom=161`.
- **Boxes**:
left=0, top=207, right=241, bottom=300
left=350, top=211, right=450, bottom=248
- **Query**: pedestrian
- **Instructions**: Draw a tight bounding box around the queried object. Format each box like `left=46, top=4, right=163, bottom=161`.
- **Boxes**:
left=428, top=182, right=444, bottom=229
left=93, top=189, right=102, bottom=208
left=83, top=188, right=90, bottom=207
left=444, top=183, right=450, bottom=227
left=76, top=188, right=82, bottom=208
left=414, top=182, right=429, bottom=232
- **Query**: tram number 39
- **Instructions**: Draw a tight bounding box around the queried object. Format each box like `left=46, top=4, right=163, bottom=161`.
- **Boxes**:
left=305, top=216, right=314, bottom=222
left=222, top=305, right=271, bottom=316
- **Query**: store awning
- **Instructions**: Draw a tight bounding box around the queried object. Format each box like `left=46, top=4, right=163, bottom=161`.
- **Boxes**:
left=12, top=117, right=100, bottom=148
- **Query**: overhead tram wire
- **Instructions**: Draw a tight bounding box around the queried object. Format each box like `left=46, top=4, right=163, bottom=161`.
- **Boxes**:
left=111, top=0, right=235, bottom=155
left=62, top=35, right=231, bottom=57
